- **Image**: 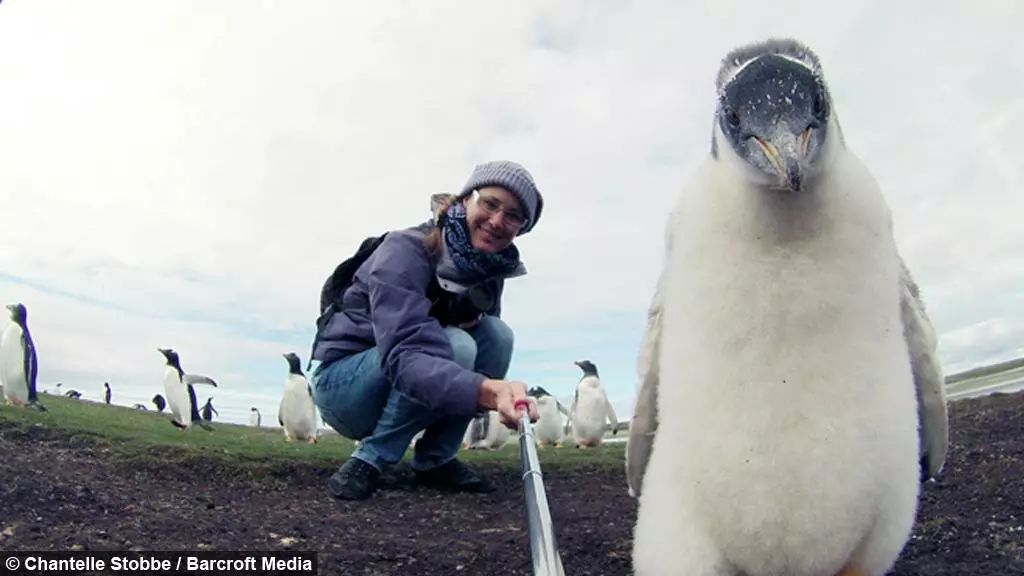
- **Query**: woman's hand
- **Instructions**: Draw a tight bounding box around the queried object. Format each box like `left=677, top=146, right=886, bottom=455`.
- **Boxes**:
left=478, top=378, right=539, bottom=429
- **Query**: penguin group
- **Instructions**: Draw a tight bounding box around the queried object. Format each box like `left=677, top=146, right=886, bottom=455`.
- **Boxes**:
left=0, top=37, right=951, bottom=576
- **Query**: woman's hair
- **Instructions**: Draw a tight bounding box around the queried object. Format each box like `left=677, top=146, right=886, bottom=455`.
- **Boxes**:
left=423, top=193, right=461, bottom=261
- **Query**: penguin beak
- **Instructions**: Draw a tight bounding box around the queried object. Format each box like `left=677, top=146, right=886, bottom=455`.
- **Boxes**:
left=753, top=133, right=804, bottom=192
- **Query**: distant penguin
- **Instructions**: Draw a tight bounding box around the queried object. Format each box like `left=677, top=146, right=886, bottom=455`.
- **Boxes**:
left=1, top=303, right=46, bottom=411
left=566, top=360, right=617, bottom=447
left=464, top=411, right=510, bottom=450
left=152, top=394, right=166, bottom=412
left=528, top=386, right=568, bottom=447
left=157, top=348, right=217, bottom=431
left=630, top=39, right=924, bottom=576
left=249, top=407, right=261, bottom=428
left=201, top=397, right=218, bottom=422
left=103, top=382, right=112, bottom=405
left=278, top=353, right=318, bottom=443
left=64, top=390, right=82, bottom=399
left=132, top=403, right=149, bottom=411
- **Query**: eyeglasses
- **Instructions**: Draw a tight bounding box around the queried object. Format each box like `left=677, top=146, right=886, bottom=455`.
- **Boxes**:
left=471, top=190, right=528, bottom=231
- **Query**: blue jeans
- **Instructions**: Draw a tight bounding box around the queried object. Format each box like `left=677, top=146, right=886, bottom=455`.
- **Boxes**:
left=312, top=315, right=514, bottom=472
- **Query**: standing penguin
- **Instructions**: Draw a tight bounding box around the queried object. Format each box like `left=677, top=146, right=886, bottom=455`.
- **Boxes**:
left=464, top=411, right=510, bottom=450
left=528, top=386, right=569, bottom=447
left=565, top=360, right=617, bottom=447
left=249, top=407, right=261, bottom=428
left=157, top=348, right=216, bottom=431
left=278, top=352, right=318, bottom=443
left=103, top=382, right=112, bottom=405
left=630, top=39, right=938, bottom=576
left=152, top=394, right=166, bottom=412
left=201, top=397, right=218, bottom=422
left=1, top=303, right=46, bottom=411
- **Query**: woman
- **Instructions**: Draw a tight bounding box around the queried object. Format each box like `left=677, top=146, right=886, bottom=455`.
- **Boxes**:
left=311, top=160, right=542, bottom=500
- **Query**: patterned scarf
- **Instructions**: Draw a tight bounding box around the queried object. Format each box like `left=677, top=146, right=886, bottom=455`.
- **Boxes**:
left=439, top=202, right=523, bottom=284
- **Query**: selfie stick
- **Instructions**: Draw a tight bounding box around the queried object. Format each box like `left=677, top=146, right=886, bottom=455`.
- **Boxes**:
left=515, top=399, right=566, bottom=576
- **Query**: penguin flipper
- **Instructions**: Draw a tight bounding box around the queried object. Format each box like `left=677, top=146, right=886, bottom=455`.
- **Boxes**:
left=563, top=392, right=578, bottom=436
left=627, top=249, right=666, bottom=498
left=183, top=374, right=218, bottom=387
left=23, top=332, right=40, bottom=403
left=900, top=258, right=948, bottom=481
left=604, top=395, right=619, bottom=434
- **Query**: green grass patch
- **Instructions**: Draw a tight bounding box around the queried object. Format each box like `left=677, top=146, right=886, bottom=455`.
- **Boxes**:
left=0, top=395, right=625, bottom=471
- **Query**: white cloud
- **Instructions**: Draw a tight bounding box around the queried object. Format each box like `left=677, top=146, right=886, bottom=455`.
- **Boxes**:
left=2, top=0, right=1021, bottom=424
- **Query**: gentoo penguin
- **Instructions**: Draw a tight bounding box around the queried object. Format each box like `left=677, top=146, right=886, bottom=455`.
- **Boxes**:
left=249, top=407, right=261, bottom=428
left=201, top=397, right=218, bottom=422
left=103, top=382, right=112, bottom=405
left=152, top=394, right=166, bottom=412
left=278, top=352, right=318, bottom=443
left=157, top=348, right=216, bottom=431
left=528, top=386, right=569, bottom=447
left=464, top=411, right=510, bottom=450
left=630, top=39, right=927, bottom=576
left=565, top=360, right=617, bottom=447
left=1, top=303, right=46, bottom=411
left=132, top=403, right=149, bottom=411
left=64, top=389, right=82, bottom=399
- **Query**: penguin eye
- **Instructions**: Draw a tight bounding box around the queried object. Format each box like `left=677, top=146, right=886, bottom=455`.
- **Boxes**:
left=812, top=92, right=828, bottom=120
left=725, top=108, right=741, bottom=131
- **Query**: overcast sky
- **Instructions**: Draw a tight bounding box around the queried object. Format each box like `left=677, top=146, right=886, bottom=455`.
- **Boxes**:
left=1, top=1, right=1021, bottom=426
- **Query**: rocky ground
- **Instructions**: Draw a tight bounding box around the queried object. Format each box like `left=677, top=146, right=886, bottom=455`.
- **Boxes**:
left=1, top=392, right=1021, bottom=575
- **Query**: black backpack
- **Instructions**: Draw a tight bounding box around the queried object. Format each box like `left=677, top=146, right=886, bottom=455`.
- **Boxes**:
left=308, top=234, right=388, bottom=368
left=318, top=234, right=389, bottom=320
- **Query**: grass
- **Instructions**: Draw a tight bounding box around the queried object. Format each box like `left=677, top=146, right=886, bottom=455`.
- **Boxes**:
left=0, top=395, right=626, bottom=471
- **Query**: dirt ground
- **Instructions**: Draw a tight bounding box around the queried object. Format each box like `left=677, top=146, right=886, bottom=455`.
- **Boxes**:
left=1, top=392, right=1022, bottom=575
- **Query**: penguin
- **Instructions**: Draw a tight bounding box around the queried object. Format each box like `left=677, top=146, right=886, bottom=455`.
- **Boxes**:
left=565, top=360, right=617, bottom=447
left=249, top=407, right=261, bottom=428
left=464, top=410, right=510, bottom=450
left=103, top=382, right=112, bottom=405
left=157, top=348, right=216, bottom=431
left=278, top=352, right=318, bottom=443
left=201, top=397, right=218, bottom=422
left=527, top=386, right=569, bottom=448
left=132, top=403, right=149, bottom=411
left=64, top=390, right=82, bottom=399
left=152, top=394, right=166, bottom=412
left=1, top=303, right=46, bottom=411
left=630, top=39, right=927, bottom=576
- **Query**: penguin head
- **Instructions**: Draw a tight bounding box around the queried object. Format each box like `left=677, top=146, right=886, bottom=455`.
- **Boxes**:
left=529, top=386, right=558, bottom=400
left=104, top=382, right=110, bottom=390
left=5, top=303, right=27, bottom=325
left=250, top=406, right=259, bottom=413
left=574, top=360, right=599, bottom=378
left=713, top=39, right=838, bottom=192
left=282, top=352, right=305, bottom=376
left=157, top=348, right=181, bottom=369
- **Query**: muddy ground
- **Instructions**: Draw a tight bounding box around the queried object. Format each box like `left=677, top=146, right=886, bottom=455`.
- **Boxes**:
left=1, top=392, right=1022, bottom=575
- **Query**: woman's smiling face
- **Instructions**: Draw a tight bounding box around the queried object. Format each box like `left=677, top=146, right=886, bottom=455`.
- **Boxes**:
left=463, top=186, right=526, bottom=253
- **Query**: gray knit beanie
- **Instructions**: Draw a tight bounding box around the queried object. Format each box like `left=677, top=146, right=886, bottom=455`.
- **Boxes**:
left=458, top=160, right=544, bottom=235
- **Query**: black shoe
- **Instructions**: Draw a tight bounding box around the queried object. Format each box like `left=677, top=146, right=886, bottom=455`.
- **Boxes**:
left=328, top=457, right=380, bottom=500
left=416, top=459, right=495, bottom=493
